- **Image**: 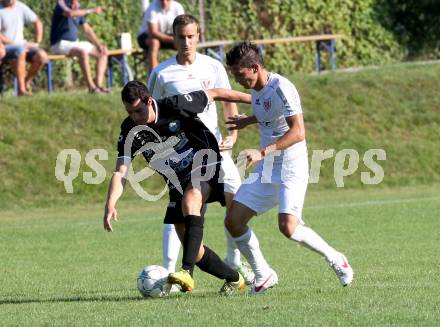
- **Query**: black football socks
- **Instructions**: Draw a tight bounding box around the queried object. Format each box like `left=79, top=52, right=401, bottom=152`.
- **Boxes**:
left=182, top=215, right=204, bottom=275
left=196, top=245, right=240, bottom=282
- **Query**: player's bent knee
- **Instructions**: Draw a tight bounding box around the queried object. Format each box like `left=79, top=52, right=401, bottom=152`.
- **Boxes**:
left=181, top=198, right=202, bottom=216
left=279, top=225, right=294, bottom=238
left=224, top=215, right=244, bottom=236
left=278, top=215, right=300, bottom=238
left=182, top=186, right=205, bottom=216
left=224, top=216, right=233, bottom=231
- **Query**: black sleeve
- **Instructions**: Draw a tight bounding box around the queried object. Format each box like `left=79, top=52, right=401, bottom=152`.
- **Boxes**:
left=158, top=90, right=209, bottom=117
left=117, top=119, right=140, bottom=159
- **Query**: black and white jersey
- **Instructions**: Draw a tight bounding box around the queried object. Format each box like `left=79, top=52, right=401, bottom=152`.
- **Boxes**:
left=117, top=90, right=221, bottom=193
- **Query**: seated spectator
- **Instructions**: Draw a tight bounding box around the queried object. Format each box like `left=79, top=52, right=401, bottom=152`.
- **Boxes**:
left=0, top=0, right=48, bottom=96
left=50, top=0, right=109, bottom=94
left=137, top=0, right=184, bottom=72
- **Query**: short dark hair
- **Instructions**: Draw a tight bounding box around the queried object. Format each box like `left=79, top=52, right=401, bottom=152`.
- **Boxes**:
left=121, top=80, right=150, bottom=104
left=172, top=14, right=200, bottom=34
left=226, top=41, right=264, bottom=68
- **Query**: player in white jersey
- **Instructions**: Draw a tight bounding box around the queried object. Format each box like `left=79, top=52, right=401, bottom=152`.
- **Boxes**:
left=147, top=14, right=254, bottom=284
left=224, top=41, right=354, bottom=294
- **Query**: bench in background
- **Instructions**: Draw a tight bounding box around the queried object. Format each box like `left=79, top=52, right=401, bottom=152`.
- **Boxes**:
left=197, top=34, right=344, bottom=73
left=46, top=48, right=144, bottom=94
left=0, top=48, right=144, bottom=96
left=1, top=34, right=343, bottom=96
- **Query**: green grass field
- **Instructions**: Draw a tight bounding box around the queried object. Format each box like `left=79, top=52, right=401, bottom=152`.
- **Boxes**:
left=1, top=62, right=439, bottom=209
left=1, top=185, right=439, bottom=326
left=1, top=62, right=439, bottom=326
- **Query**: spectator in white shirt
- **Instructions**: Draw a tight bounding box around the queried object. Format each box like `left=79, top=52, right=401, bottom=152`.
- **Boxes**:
left=0, top=0, right=48, bottom=96
left=137, top=0, right=184, bottom=72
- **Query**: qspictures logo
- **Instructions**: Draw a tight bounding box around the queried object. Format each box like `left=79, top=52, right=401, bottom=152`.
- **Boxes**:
left=55, top=125, right=221, bottom=201
left=55, top=128, right=386, bottom=201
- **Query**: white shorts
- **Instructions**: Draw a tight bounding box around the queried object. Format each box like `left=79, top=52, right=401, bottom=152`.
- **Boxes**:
left=234, top=153, right=309, bottom=221
left=219, top=151, right=241, bottom=194
left=50, top=40, right=95, bottom=55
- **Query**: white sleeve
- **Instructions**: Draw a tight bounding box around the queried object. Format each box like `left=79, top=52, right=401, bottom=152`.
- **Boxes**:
left=21, top=3, right=38, bottom=24
left=176, top=3, right=185, bottom=15
left=213, top=60, right=232, bottom=89
left=277, top=82, right=302, bottom=117
left=148, top=70, right=164, bottom=99
left=146, top=7, right=159, bottom=24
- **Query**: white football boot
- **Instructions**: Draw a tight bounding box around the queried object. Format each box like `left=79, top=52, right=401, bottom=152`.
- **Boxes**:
left=251, top=269, right=278, bottom=295
left=234, top=261, right=256, bottom=286
left=326, top=252, right=354, bottom=286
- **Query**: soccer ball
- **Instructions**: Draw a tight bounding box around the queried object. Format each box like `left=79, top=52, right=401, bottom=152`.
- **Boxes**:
left=137, top=265, right=171, bottom=298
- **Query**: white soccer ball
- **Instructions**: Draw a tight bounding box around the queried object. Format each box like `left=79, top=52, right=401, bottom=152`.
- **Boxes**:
left=137, top=265, right=171, bottom=298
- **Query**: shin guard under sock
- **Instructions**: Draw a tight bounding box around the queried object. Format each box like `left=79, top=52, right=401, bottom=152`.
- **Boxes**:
left=196, top=246, right=239, bottom=282
left=182, top=215, right=204, bottom=275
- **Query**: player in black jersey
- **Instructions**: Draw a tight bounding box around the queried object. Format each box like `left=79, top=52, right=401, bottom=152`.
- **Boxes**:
left=103, top=80, right=251, bottom=295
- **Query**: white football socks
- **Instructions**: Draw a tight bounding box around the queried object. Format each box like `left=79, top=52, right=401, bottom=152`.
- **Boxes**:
left=162, top=223, right=181, bottom=273
left=290, top=224, right=338, bottom=261
left=224, top=227, right=242, bottom=268
left=162, top=224, right=245, bottom=273
left=233, top=227, right=271, bottom=282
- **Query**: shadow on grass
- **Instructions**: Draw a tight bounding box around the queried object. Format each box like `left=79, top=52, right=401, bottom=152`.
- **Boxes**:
left=0, top=294, right=149, bottom=305
left=1, top=289, right=239, bottom=305
left=0, top=290, right=242, bottom=306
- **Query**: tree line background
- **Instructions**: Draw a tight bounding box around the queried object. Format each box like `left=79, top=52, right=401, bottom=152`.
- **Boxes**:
left=21, top=0, right=440, bottom=87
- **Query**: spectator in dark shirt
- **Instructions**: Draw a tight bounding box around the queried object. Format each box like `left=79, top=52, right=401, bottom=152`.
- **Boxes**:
left=50, top=0, right=109, bottom=94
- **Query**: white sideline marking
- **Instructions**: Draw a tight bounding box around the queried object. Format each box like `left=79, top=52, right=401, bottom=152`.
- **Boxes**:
left=305, top=196, right=440, bottom=210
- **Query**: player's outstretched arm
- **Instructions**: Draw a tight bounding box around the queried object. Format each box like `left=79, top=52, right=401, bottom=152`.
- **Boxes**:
left=225, top=114, right=258, bottom=131
left=207, top=88, right=251, bottom=104
left=103, top=158, right=129, bottom=232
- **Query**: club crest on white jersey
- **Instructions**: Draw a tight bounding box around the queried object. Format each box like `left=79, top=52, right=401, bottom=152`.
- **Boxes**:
left=251, top=73, right=306, bottom=162
left=200, top=79, right=213, bottom=89
left=263, top=98, right=272, bottom=111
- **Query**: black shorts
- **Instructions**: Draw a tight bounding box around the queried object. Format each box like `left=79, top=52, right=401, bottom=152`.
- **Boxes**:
left=163, top=180, right=225, bottom=224
left=137, top=32, right=175, bottom=51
